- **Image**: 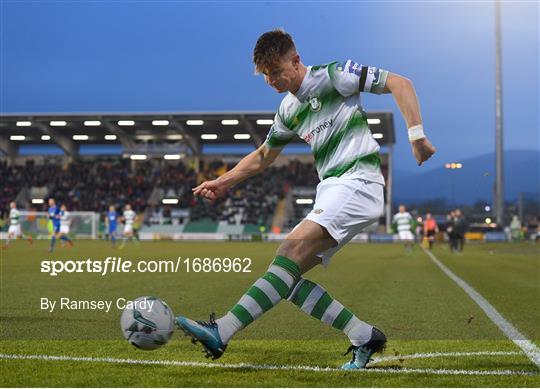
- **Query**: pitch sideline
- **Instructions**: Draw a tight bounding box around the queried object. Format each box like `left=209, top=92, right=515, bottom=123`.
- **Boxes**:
left=0, top=351, right=537, bottom=376
left=422, top=247, right=540, bottom=369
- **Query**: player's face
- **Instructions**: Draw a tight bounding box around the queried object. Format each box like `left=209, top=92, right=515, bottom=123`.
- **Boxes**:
left=399, top=206, right=405, bottom=213
left=263, top=54, right=300, bottom=93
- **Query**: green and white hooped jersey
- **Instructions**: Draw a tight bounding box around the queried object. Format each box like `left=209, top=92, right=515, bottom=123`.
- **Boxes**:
left=9, top=208, right=20, bottom=226
left=393, top=211, right=413, bottom=232
left=123, top=210, right=136, bottom=225
left=265, top=60, right=389, bottom=183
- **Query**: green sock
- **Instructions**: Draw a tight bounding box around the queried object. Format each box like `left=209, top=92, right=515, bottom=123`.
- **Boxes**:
left=216, top=255, right=301, bottom=343
left=288, top=278, right=373, bottom=346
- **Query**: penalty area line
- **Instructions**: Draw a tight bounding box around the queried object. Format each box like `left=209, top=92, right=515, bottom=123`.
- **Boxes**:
left=0, top=353, right=537, bottom=376
left=422, top=247, right=540, bottom=369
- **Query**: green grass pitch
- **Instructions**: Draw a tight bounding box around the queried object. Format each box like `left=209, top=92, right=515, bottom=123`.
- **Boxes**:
left=1, top=239, right=539, bottom=387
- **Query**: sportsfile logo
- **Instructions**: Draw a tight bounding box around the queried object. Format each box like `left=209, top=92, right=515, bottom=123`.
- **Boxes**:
left=303, top=119, right=333, bottom=144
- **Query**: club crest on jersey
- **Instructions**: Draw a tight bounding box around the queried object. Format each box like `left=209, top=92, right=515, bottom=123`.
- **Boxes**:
left=308, top=95, right=322, bottom=112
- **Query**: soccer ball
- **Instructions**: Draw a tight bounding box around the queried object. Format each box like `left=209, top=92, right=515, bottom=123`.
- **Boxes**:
left=120, top=296, right=175, bottom=350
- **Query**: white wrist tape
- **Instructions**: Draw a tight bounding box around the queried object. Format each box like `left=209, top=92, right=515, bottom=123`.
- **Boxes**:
left=408, top=124, right=425, bottom=142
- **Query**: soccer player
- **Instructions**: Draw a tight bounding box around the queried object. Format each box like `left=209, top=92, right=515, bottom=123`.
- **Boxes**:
left=392, top=205, right=415, bottom=254
left=4, top=201, right=33, bottom=248
left=58, top=204, right=74, bottom=248
left=119, top=204, right=137, bottom=249
left=106, top=205, right=118, bottom=246
left=47, top=198, right=61, bottom=252
left=176, top=29, right=435, bottom=369
left=423, top=213, right=439, bottom=250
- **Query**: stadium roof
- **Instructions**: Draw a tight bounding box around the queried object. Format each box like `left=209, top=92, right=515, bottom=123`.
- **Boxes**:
left=0, top=111, right=395, bottom=158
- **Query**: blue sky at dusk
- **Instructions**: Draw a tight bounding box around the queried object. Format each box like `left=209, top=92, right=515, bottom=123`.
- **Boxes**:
left=1, top=1, right=538, bottom=172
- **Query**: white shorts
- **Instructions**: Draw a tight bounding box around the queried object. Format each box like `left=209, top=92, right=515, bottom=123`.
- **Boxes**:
left=398, top=230, right=415, bottom=241
left=8, top=225, right=21, bottom=237
left=304, top=177, right=384, bottom=266
left=124, top=225, right=133, bottom=234
left=60, top=225, right=70, bottom=234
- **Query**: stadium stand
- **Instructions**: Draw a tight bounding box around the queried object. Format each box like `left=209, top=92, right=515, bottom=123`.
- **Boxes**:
left=1, top=157, right=319, bottom=231
left=0, top=112, right=395, bottom=232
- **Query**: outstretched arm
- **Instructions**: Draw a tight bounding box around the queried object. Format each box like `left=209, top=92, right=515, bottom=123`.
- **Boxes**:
left=384, top=73, right=436, bottom=166
left=193, top=145, right=281, bottom=201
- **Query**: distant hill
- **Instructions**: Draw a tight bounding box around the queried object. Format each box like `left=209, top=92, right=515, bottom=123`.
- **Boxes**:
left=393, top=150, right=539, bottom=205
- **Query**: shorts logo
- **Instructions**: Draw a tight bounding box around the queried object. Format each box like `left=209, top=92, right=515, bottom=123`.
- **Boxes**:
left=308, top=95, right=322, bottom=112
left=314, top=209, right=324, bottom=214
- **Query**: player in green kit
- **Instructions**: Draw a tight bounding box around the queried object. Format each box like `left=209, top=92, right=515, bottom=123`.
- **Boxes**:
left=176, top=29, right=436, bottom=369
left=3, top=201, right=33, bottom=248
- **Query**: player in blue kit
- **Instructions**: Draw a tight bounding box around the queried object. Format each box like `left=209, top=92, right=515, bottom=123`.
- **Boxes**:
left=106, top=205, right=118, bottom=246
left=47, top=198, right=61, bottom=252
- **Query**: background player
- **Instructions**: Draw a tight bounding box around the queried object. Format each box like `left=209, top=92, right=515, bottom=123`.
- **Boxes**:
left=3, top=201, right=33, bottom=248
left=106, top=205, right=118, bottom=246
left=119, top=203, right=137, bottom=249
left=176, top=29, right=435, bottom=370
left=58, top=204, right=73, bottom=248
left=47, top=198, right=61, bottom=252
left=392, top=204, right=415, bottom=254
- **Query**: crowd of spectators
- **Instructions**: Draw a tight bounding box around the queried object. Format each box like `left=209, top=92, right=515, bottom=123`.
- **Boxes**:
left=1, top=158, right=319, bottom=226
left=0, top=161, right=24, bottom=219
left=188, top=159, right=318, bottom=226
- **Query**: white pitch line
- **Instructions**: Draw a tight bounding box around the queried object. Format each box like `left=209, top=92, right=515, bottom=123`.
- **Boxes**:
left=371, top=351, right=522, bottom=364
left=0, top=353, right=536, bottom=376
left=422, top=248, right=540, bottom=369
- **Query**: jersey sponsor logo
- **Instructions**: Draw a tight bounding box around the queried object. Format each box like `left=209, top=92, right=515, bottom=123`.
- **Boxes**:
left=313, top=208, right=324, bottom=214
left=303, top=119, right=333, bottom=144
left=308, top=95, right=322, bottom=112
